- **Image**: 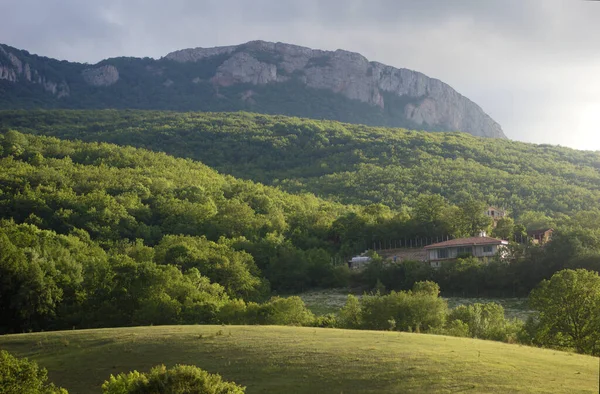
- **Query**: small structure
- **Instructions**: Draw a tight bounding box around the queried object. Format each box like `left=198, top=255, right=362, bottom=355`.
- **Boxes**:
left=485, top=206, right=507, bottom=227
left=348, top=255, right=372, bottom=270
left=423, top=236, right=509, bottom=268
left=527, top=228, right=553, bottom=245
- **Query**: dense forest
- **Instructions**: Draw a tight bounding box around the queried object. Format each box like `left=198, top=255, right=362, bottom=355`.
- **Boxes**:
left=2, top=110, right=599, bottom=220
left=2, top=128, right=600, bottom=337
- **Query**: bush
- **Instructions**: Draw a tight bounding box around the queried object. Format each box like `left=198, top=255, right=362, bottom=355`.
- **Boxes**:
left=339, top=281, right=448, bottom=332
left=337, top=295, right=362, bottom=329
left=310, top=313, right=338, bottom=328
left=447, top=303, right=523, bottom=342
left=259, top=296, right=315, bottom=326
left=102, top=364, right=245, bottom=394
left=0, top=350, right=67, bottom=394
left=217, top=296, right=315, bottom=326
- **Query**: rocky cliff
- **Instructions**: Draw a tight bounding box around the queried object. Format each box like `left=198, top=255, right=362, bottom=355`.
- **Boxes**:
left=0, top=41, right=505, bottom=138
left=165, top=41, right=505, bottom=138
left=0, top=45, right=71, bottom=98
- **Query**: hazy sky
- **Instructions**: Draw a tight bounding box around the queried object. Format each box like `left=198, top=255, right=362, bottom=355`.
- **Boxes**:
left=2, top=0, right=600, bottom=150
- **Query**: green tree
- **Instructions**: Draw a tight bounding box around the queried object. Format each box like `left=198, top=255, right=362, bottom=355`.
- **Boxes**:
left=529, top=269, right=600, bottom=354
left=492, top=217, right=514, bottom=240
left=102, top=364, right=245, bottom=394
left=447, top=303, right=517, bottom=341
left=412, top=280, right=440, bottom=297
left=519, top=211, right=555, bottom=232
left=337, top=295, right=362, bottom=329
left=0, top=350, right=67, bottom=394
left=455, top=198, right=493, bottom=237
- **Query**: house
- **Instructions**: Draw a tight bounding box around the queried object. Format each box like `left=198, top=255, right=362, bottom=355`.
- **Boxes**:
left=527, top=228, right=553, bottom=245
left=423, top=236, right=509, bottom=268
left=485, top=206, right=507, bottom=226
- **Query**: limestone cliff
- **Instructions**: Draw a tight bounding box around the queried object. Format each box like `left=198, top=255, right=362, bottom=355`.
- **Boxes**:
left=165, top=41, right=505, bottom=138
left=0, top=44, right=70, bottom=98
left=81, top=65, right=120, bottom=87
left=0, top=40, right=505, bottom=139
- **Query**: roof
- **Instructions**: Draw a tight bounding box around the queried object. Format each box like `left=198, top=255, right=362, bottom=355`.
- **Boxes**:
left=424, top=236, right=508, bottom=249
left=527, top=228, right=553, bottom=236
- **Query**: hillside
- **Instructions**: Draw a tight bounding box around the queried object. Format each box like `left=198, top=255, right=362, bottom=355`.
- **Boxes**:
left=0, top=41, right=505, bottom=138
left=2, top=110, right=599, bottom=218
left=0, top=325, right=597, bottom=393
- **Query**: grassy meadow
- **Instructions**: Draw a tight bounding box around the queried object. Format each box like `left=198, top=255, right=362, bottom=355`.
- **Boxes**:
left=0, top=325, right=597, bottom=393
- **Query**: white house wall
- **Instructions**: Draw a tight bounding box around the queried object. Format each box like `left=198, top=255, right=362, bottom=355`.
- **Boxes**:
left=429, top=244, right=504, bottom=261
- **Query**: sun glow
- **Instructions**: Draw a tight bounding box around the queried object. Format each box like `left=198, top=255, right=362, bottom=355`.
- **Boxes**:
left=576, top=102, right=600, bottom=151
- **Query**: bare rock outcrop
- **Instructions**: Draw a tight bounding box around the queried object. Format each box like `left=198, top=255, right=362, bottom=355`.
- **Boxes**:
left=82, top=65, right=120, bottom=87
left=212, top=52, right=279, bottom=86
left=0, top=45, right=71, bottom=97
left=165, top=45, right=237, bottom=62
left=165, top=41, right=505, bottom=138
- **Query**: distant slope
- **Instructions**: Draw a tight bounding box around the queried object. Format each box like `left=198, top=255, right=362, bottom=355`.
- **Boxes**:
left=0, top=41, right=505, bottom=138
left=0, top=326, right=597, bottom=393
left=3, top=109, right=599, bottom=217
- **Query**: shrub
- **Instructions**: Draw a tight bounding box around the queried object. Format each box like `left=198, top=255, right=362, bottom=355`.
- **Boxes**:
left=217, top=296, right=315, bottom=326
left=102, top=364, right=245, bottom=394
left=337, top=295, right=362, bottom=329
left=346, top=281, right=447, bottom=332
left=0, top=350, right=67, bottom=394
left=310, top=313, right=338, bottom=328
left=260, top=296, right=315, bottom=326
left=361, top=289, right=447, bottom=332
left=447, top=302, right=523, bottom=342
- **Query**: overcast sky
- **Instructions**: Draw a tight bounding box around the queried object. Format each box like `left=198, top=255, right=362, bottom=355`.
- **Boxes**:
left=2, top=0, right=600, bottom=150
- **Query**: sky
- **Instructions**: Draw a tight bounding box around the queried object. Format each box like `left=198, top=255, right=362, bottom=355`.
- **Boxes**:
left=2, top=0, right=600, bottom=150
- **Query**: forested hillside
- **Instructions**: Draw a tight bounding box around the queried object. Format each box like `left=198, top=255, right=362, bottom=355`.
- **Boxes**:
left=2, top=123, right=600, bottom=340
left=2, top=110, right=600, bottom=219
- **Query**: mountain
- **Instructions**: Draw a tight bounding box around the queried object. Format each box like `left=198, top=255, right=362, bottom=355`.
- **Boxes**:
left=0, top=41, right=505, bottom=138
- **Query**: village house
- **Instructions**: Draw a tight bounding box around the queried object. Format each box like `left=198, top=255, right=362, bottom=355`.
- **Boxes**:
left=527, top=228, right=553, bottom=245
left=485, top=206, right=507, bottom=227
left=423, top=236, right=509, bottom=268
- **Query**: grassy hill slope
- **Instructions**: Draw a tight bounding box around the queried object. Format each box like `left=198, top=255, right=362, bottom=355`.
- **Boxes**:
left=0, top=325, right=597, bottom=393
left=2, top=110, right=600, bottom=217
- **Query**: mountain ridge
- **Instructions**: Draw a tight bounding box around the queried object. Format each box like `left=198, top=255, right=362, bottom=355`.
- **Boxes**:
left=0, top=40, right=505, bottom=138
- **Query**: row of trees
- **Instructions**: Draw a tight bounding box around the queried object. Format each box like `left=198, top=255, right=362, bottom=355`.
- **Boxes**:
left=3, top=269, right=597, bottom=394
left=0, top=220, right=320, bottom=334
left=339, top=270, right=600, bottom=356
left=336, top=282, right=522, bottom=343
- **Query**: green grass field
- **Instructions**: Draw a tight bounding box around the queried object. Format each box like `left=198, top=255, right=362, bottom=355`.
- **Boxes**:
left=0, top=325, right=597, bottom=393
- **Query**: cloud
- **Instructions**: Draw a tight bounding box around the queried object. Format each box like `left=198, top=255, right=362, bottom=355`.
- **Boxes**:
left=1, top=0, right=600, bottom=150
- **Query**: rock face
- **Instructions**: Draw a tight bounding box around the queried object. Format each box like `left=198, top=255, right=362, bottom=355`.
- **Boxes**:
left=0, top=44, right=70, bottom=97
left=166, top=41, right=505, bottom=138
left=0, top=40, right=505, bottom=138
left=82, top=65, right=119, bottom=86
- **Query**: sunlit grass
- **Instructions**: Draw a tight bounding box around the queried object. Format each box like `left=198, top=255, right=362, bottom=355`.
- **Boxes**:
left=0, top=325, right=597, bottom=393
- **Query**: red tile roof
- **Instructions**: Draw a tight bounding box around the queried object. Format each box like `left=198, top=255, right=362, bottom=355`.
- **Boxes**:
left=424, top=236, right=508, bottom=249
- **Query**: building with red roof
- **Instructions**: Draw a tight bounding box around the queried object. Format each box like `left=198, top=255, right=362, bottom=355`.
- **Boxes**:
left=423, top=236, right=509, bottom=267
